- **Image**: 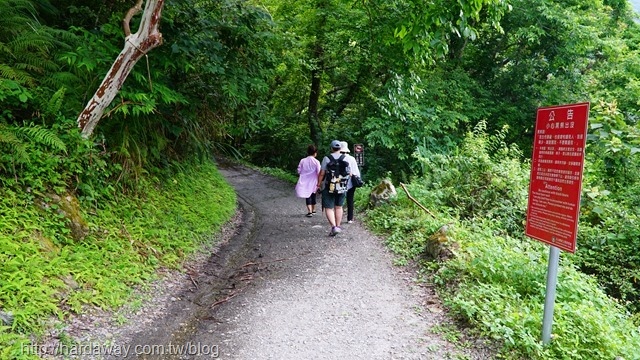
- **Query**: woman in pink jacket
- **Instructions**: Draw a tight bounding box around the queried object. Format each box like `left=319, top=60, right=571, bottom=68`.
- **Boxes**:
left=295, top=144, right=321, bottom=217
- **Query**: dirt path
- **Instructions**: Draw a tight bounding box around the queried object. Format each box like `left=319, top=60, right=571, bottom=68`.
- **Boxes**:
left=94, top=162, right=493, bottom=359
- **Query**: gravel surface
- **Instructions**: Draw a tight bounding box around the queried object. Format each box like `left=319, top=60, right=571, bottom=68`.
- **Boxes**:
left=45, top=161, right=496, bottom=359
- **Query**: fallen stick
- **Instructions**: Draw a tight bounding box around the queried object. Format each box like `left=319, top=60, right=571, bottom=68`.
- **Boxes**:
left=241, top=258, right=289, bottom=268
left=211, top=291, right=239, bottom=308
left=189, top=275, right=199, bottom=289
left=240, top=251, right=311, bottom=268
left=399, top=182, right=436, bottom=218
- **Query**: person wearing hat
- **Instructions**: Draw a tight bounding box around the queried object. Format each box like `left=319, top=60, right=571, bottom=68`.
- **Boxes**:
left=339, top=141, right=360, bottom=224
left=295, top=144, right=321, bottom=217
left=317, top=140, right=349, bottom=236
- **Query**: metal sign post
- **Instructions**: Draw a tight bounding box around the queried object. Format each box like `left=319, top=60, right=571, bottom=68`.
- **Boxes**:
left=542, top=245, right=560, bottom=344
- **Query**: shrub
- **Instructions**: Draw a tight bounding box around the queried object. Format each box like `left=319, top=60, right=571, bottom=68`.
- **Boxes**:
left=363, top=125, right=640, bottom=358
left=438, top=221, right=640, bottom=359
left=413, top=121, right=530, bottom=236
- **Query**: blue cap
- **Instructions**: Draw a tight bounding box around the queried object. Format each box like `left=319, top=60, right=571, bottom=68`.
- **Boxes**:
left=330, top=140, right=341, bottom=149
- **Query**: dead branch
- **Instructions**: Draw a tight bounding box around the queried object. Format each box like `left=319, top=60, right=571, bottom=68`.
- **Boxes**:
left=210, top=291, right=239, bottom=308
left=78, top=0, right=164, bottom=137
left=399, top=182, right=436, bottom=218
left=240, top=252, right=311, bottom=268
left=241, top=258, right=288, bottom=268
left=123, top=0, right=144, bottom=37
left=239, top=274, right=254, bottom=281
left=189, top=275, right=198, bottom=289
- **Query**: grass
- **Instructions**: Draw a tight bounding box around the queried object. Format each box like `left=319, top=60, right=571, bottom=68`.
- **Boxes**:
left=256, top=166, right=298, bottom=183
left=0, top=160, right=236, bottom=359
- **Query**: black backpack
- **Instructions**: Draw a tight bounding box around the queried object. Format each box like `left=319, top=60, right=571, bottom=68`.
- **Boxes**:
left=324, top=154, right=350, bottom=194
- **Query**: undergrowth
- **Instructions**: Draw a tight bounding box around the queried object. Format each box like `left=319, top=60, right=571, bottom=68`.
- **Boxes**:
left=0, top=160, right=236, bottom=359
left=363, top=123, right=640, bottom=359
left=438, top=222, right=640, bottom=359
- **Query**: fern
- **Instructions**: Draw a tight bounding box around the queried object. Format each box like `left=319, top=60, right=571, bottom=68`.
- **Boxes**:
left=43, top=87, right=65, bottom=118
left=44, top=71, right=79, bottom=89
left=17, top=125, right=67, bottom=153
left=0, top=0, right=61, bottom=89
left=0, top=42, right=13, bottom=57
left=0, top=64, right=35, bottom=87
left=0, top=124, right=28, bottom=163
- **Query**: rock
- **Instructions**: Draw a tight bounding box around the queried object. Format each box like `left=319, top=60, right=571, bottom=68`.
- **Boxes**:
left=0, top=311, right=14, bottom=326
left=61, top=275, right=80, bottom=290
left=34, top=231, right=59, bottom=256
left=423, top=223, right=458, bottom=260
left=368, top=179, right=397, bottom=208
left=40, top=193, right=89, bottom=241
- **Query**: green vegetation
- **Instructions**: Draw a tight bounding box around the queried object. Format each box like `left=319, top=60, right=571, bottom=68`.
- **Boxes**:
left=364, top=126, right=640, bottom=359
left=2, top=0, right=640, bottom=358
left=258, top=166, right=299, bottom=184
left=0, top=155, right=235, bottom=359
left=0, top=113, right=235, bottom=358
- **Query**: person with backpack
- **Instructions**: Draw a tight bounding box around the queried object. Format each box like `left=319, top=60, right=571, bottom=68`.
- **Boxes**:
left=339, top=141, right=361, bottom=224
left=295, top=144, right=321, bottom=217
left=316, top=140, right=351, bottom=236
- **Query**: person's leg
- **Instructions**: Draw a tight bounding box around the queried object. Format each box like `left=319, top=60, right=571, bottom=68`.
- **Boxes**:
left=322, top=190, right=337, bottom=228
left=324, top=208, right=336, bottom=227
left=305, top=196, right=313, bottom=216
left=334, top=206, right=343, bottom=228
left=310, top=192, right=317, bottom=213
left=346, top=187, right=355, bottom=221
left=334, top=192, right=346, bottom=229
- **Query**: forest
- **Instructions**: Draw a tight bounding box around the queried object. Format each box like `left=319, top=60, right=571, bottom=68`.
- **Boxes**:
left=1, top=0, right=640, bottom=358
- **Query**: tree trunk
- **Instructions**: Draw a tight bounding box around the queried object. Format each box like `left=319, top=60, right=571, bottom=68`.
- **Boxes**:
left=308, top=43, right=323, bottom=147
left=77, top=0, right=165, bottom=138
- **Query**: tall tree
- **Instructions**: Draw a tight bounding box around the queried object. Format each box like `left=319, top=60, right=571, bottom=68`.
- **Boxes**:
left=77, top=0, right=164, bottom=138
left=306, top=0, right=328, bottom=146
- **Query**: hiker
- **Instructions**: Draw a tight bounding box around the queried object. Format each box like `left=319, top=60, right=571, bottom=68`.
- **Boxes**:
left=340, top=141, right=360, bottom=224
left=317, top=140, right=351, bottom=236
left=295, top=144, right=321, bottom=217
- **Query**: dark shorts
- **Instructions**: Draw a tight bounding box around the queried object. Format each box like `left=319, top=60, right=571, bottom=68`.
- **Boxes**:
left=322, top=188, right=346, bottom=209
left=305, top=192, right=317, bottom=206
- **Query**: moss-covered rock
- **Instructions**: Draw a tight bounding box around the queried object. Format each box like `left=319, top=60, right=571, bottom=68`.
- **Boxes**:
left=42, top=193, right=89, bottom=241
left=34, top=231, right=59, bottom=256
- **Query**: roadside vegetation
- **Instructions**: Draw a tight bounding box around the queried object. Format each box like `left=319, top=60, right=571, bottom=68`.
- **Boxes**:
left=361, top=124, right=640, bottom=359
left=0, top=127, right=235, bottom=359
left=0, top=123, right=235, bottom=359
left=2, top=0, right=640, bottom=359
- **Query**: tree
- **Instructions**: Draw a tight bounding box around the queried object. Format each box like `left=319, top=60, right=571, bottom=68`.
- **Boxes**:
left=393, top=0, right=510, bottom=62
left=76, top=0, right=164, bottom=138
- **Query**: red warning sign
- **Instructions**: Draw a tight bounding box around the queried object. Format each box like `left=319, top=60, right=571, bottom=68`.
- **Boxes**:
left=353, top=143, right=364, bottom=167
left=525, top=103, right=590, bottom=253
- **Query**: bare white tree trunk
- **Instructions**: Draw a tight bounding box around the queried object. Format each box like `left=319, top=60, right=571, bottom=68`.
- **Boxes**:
left=77, top=0, right=165, bottom=138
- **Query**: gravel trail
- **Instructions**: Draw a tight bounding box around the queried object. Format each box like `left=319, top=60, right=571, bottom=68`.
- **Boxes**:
left=95, top=162, right=493, bottom=359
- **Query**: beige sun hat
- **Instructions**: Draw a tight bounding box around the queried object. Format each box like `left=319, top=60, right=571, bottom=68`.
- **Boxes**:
left=339, top=141, right=350, bottom=153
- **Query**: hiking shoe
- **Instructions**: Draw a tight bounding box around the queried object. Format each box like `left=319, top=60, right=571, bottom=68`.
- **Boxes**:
left=306, top=213, right=313, bottom=217
left=329, top=226, right=340, bottom=236
left=347, top=220, right=354, bottom=224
